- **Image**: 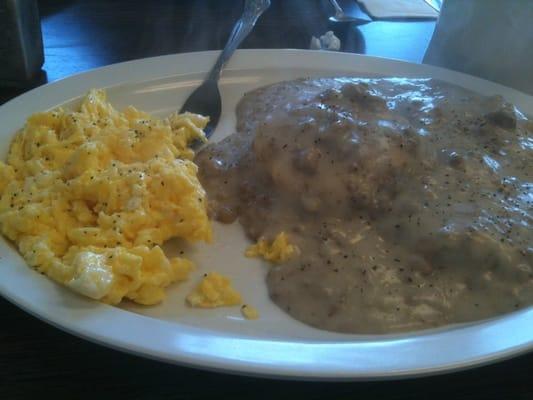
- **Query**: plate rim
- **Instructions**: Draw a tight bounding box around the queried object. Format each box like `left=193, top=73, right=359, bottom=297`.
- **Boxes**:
left=0, top=49, right=532, bottom=380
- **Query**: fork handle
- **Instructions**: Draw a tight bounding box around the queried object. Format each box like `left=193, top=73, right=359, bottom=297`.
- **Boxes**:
left=206, top=0, right=270, bottom=82
left=329, top=0, right=345, bottom=17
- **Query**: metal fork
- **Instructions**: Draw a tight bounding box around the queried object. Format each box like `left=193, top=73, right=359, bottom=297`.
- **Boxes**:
left=179, top=0, right=270, bottom=140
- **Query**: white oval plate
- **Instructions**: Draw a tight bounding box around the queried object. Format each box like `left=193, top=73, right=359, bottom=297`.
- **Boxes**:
left=0, top=50, right=532, bottom=380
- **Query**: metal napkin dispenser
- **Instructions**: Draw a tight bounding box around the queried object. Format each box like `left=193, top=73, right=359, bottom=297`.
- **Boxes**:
left=0, top=0, right=44, bottom=83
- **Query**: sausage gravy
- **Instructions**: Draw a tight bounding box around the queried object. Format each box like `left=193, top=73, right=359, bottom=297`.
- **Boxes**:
left=196, top=77, right=533, bottom=333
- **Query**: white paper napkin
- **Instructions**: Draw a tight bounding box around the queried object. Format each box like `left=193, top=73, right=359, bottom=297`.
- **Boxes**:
left=358, top=0, right=438, bottom=19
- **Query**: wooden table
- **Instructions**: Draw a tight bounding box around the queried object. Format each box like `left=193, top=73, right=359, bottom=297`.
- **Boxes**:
left=1, top=1, right=531, bottom=398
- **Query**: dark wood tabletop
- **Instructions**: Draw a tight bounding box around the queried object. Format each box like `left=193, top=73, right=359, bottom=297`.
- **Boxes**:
left=1, top=1, right=531, bottom=399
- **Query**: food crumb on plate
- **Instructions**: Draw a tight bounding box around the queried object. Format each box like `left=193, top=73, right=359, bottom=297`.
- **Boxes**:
left=186, top=271, right=242, bottom=308
left=245, top=231, right=299, bottom=263
left=241, top=304, right=259, bottom=320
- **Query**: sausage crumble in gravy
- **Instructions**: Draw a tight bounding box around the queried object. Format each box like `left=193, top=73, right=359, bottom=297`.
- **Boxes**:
left=196, top=77, right=533, bottom=333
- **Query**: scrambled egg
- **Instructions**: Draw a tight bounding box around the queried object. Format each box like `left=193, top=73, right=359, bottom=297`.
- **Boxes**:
left=240, top=304, right=259, bottom=320
left=0, top=89, right=212, bottom=305
left=245, top=232, right=298, bottom=263
left=186, top=272, right=242, bottom=308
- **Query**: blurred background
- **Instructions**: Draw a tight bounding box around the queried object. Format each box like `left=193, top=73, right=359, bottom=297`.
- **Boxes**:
left=4, top=0, right=531, bottom=101
left=1, top=0, right=440, bottom=102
